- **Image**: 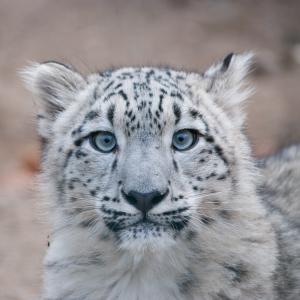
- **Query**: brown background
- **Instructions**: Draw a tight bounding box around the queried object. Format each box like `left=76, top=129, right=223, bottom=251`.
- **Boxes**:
left=0, top=1, right=300, bottom=299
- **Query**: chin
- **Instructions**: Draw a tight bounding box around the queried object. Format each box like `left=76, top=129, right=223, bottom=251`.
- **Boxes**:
left=115, top=223, right=178, bottom=253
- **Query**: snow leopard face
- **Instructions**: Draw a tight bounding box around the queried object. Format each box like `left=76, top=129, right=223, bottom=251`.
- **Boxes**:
left=23, top=53, right=253, bottom=251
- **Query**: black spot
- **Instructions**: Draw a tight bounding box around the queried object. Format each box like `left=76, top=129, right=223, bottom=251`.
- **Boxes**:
left=173, top=103, right=181, bottom=125
left=74, top=138, right=83, bottom=147
left=71, top=126, right=83, bottom=136
left=173, top=159, right=179, bottom=172
left=127, top=110, right=133, bottom=118
left=189, top=109, right=200, bottom=119
left=107, top=104, right=115, bottom=125
left=85, top=111, right=99, bottom=121
left=214, top=145, right=228, bottom=165
left=90, top=190, right=97, bottom=196
left=111, top=158, right=118, bottom=171
left=170, top=91, right=183, bottom=101
left=114, top=83, right=122, bottom=90
left=205, top=172, right=217, bottom=180
left=103, top=80, right=114, bottom=91
left=75, top=149, right=87, bottom=159
left=160, top=88, right=167, bottom=94
left=222, top=53, right=234, bottom=72
left=159, top=94, right=164, bottom=112
left=205, top=135, right=215, bottom=143
left=146, top=70, right=155, bottom=83
left=103, top=92, right=116, bottom=102
left=118, top=90, right=128, bottom=101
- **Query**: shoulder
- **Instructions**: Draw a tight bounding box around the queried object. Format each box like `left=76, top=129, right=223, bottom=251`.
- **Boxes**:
left=257, top=145, right=300, bottom=299
left=257, top=144, right=300, bottom=226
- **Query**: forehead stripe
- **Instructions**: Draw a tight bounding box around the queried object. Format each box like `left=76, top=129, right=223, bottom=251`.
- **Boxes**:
left=170, top=91, right=183, bottom=101
left=173, top=103, right=181, bottom=125
left=189, top=109, right=209, bottom=134
left=118, top=90, right=128, bottom=101
left=103, top=92, right=116, bottom=102
left=103, top=81, right=114, bottom=92
left=107, top=104, right=115, bottom=125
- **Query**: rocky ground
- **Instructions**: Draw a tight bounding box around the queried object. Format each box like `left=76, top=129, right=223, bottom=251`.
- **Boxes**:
left=0, top=1, right=299, bottom=299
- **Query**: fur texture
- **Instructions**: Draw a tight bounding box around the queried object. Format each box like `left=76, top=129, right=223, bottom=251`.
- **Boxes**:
left=22, top=53, right=299, bottom=299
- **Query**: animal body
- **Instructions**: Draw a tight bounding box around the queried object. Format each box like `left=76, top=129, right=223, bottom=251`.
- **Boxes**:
left=22, top=53, right=300, bottom=299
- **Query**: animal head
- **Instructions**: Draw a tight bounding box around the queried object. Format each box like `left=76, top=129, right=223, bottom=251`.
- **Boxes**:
left=22, top=53, right=254, bottom=252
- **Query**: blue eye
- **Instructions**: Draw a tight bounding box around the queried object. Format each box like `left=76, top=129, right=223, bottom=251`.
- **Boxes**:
left=89, top=131, right=117, bottom=153
left=172, top=129, right=198, bottom=151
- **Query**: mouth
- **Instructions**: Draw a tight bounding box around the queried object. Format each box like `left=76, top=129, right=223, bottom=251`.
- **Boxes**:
left=104, top=215, right=160, bottom=232
left=104, top=214, right=189, bottom=233
left=101, top=205, right=190, bottom=235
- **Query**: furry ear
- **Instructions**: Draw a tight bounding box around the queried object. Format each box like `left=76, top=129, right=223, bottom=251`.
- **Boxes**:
left=21, top=61, right=86, bottom=138
left=199, top=52, right=253, bottom=126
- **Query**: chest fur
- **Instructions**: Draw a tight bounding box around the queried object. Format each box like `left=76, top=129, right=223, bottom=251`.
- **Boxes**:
left=44, top=232, right=195, bottom=300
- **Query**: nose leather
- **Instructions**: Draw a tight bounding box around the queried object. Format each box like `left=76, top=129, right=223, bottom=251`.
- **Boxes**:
left=122, top=189, right=169, bottom=214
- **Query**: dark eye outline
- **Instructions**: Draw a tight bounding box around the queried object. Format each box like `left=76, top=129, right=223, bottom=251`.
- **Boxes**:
left=172, top=129, right=199, bottom=151
left=89, top=131, right=117, bottom=153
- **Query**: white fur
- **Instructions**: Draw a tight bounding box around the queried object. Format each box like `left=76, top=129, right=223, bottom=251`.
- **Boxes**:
left=22, top=54, right=281, bottom=300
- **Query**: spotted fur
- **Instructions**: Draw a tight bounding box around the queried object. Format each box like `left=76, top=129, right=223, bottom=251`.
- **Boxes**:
left=22, top=53, right=299, bottom=299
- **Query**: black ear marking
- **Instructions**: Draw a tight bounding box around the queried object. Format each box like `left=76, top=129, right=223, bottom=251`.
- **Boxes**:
left=222, top=53, right=235, bottom=71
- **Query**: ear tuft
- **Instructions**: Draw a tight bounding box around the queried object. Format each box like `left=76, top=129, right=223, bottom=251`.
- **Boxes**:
left=200, top=52, right=254, bottom=126
left=21, top=61, right=86, bottom=138
left=21, top=61, right=85, bottom=118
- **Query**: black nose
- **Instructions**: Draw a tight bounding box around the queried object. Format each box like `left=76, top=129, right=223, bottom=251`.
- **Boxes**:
left=122, top=189, right=169, bottom=214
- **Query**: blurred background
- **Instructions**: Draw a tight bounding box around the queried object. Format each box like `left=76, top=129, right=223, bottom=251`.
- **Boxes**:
left=0, top=0, right=299, bottom=299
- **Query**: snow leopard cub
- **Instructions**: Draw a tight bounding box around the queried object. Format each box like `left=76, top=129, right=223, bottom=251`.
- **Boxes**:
left=23, top=53, right=299, bottom=299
